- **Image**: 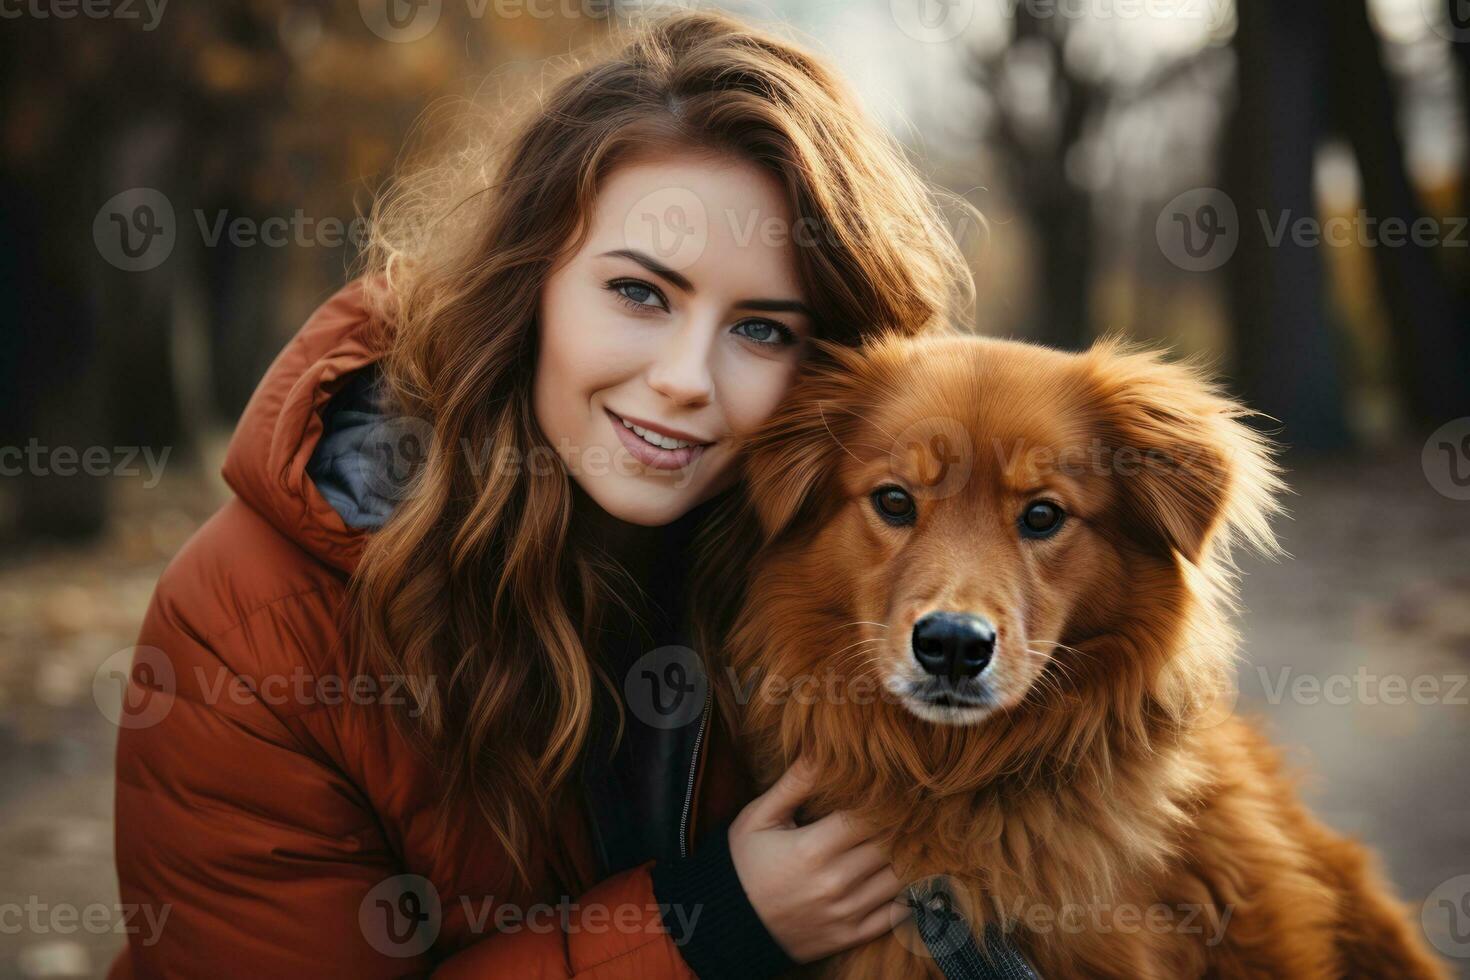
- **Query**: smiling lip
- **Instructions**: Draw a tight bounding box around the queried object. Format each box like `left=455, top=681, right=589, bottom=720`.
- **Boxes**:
left=605, top=408, right=712, bottom=471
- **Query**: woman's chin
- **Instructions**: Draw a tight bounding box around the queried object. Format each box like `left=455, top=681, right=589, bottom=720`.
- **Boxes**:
left=577, top=479, right=707, bottom=528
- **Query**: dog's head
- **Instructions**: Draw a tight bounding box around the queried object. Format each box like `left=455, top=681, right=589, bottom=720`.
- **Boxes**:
left=732, top=333, right=1283, bottom=757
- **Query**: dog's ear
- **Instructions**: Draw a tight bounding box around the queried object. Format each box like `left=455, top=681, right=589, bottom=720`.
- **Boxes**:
left=1085, top=338, right=1286, bottom=566
left=740, top=395, right=852, bottom=547
left=738, top=343, right=870, bottom=547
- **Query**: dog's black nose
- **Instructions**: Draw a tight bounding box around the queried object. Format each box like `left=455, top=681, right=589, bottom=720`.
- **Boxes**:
left=912, top=612, right=996, bottom=681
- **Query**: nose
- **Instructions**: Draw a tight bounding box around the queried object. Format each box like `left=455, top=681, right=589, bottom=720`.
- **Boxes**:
left=912, top=612, right=996, bottom=682
left=646, top=321, right=714, bottom=407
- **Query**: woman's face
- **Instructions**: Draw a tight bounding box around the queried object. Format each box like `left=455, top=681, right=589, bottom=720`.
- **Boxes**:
left=534, top=153, right=813, bottom=526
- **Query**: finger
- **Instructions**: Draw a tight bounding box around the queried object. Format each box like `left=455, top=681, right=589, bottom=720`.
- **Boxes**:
left=848, top=892, right=911, bottom=946
left=833, top=864, right=905, bottom=919
left=824, top=837, right=894, bottom=885
left=750, top=756, right=818, bottom=827
left=800, top=807, right=880, bottom=856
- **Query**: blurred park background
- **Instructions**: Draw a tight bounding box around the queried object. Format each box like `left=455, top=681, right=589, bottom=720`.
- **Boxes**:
left=1, top=0, right=1468, bottom=975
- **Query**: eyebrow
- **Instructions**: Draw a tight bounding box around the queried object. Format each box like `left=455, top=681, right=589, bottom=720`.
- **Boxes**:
left=598, top=248, right=814, bottom=318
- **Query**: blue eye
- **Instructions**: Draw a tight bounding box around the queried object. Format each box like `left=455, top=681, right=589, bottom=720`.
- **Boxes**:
left=608, top=279, right=667, bottom=311
left=734, top=319, right=797, bottom=347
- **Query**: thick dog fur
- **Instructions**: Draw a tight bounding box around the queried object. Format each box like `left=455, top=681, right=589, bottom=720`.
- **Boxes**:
left=720, top=333, right=1447, bottom=978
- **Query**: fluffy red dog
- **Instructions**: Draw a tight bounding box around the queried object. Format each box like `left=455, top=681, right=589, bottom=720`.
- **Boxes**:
left=718, top=333, right=1446, bottom=978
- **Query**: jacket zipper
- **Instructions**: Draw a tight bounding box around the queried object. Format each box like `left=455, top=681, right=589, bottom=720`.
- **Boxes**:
left=678, top=687, right=712, bottom=859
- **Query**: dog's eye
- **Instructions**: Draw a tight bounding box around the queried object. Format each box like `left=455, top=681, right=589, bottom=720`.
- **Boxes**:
left=872, top=485, right=916, bottom=525
left=1019, top=500, right=1065, bottom=538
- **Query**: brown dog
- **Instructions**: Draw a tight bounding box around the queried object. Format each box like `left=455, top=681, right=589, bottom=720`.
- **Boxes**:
left=719, top=333, right=1447, bottom=978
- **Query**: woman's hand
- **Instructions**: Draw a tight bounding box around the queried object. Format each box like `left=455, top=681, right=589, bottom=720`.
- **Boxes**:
left=727, top=757, right=909, bottom=964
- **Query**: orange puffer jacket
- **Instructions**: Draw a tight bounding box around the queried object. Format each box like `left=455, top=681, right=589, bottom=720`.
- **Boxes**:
left=108, top=279, right=757, bottom=978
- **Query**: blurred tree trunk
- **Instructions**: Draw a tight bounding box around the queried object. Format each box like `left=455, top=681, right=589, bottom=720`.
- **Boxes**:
left=1225, top=0, right=1351, bottom=451
left=967, top=11, right=1099, bottom=351
left=1326, top=0, right=1470, bottom=429
left=1445, top=0, right=1470, bottom=405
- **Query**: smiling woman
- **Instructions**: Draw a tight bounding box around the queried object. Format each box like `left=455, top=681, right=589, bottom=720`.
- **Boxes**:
left=535, top=153, right=812, bottom=524
left=109, top=9, right=976, bottom=979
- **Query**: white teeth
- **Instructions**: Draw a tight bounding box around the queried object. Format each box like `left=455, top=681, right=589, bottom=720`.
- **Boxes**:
left=618, top=415, right=698, bottom=451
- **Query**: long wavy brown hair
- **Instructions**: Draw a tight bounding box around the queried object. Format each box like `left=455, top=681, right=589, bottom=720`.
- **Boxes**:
left=346, top=8, right=975, bottom=887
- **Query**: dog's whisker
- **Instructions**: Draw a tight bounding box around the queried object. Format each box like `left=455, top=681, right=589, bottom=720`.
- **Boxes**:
left=829, top=636, right=887, bottom=660
left=1026, top=649, right=1085, bottom=690
left=838, top=642, right=895, bottom=670
left=817, top=402, right=866, bottom=465
left=1038, top=639, right=1096, bottom=663
left=818, top=620, right=891, bottom=640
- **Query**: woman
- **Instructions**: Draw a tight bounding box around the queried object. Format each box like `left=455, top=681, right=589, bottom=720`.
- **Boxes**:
left=110, top=11, right=973, bottom=978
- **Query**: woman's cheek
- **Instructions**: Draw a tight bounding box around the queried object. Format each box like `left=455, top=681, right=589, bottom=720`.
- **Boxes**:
left=720, top=355, right=801, bottom=435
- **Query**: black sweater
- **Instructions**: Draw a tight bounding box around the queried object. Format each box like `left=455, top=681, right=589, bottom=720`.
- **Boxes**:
left=580, top=491, right=794, bottom=979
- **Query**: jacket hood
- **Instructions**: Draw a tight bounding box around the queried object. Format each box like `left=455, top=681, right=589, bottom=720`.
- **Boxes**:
left=221, top=278, right=383, bottom=574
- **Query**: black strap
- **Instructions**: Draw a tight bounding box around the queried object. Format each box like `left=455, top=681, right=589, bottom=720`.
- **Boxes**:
left=908, top=883, right=1041, bottom=980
